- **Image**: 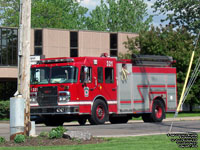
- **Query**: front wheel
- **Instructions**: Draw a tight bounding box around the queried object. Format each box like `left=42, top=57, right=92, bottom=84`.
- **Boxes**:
left=89, top=100, right=108, bottom=125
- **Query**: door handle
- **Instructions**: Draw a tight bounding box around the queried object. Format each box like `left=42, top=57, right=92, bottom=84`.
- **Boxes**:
left=112, top=88, right=116, bottom=91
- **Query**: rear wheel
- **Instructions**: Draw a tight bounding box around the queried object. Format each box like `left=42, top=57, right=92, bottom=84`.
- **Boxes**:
left=142, top=100, right=165, bottom=123
left=89, top=100, right=108, bottom=125
left=151, top=100, right=165, bottom=122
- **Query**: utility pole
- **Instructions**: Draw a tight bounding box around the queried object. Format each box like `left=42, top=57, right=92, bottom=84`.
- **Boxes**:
left=18, top=0, right=31, bottom=136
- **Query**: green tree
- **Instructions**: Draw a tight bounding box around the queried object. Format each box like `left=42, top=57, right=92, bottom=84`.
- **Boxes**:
left=0, top=0, right=88, bottom=29
left=86, top=0, right=152, bottom=32
left=123, top=26, right=200, bottom=111
left=152, top=0, right=200, bottom=34
left=119, top=36, right=140, bottom=59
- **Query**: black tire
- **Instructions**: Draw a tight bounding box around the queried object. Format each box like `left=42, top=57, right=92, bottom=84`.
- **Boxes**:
left=151, top=100, right=165, bottom=122
left=44, top=116, right=64, bottom=126
left=89, top=100, right=108, bottom=125
left=109, top=117, right=129, bottom=124
left=142, top=100, right=165, bottom=123
left=142, top=114, right=153, bottom=122
left=78, top=118, right=87, bottom=125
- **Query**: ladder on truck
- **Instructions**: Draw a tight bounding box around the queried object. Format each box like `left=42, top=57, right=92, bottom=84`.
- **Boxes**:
left=132, top=54, right=174, bottom=67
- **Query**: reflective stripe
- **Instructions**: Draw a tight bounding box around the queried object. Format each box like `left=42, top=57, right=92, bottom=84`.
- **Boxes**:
left=107, top=101, right=117, bottom=104
left=30, top=103, right=39, bottom=107
left=31, top=101, right=118, bottom=106
left=59, top=101, right=117, bottom=105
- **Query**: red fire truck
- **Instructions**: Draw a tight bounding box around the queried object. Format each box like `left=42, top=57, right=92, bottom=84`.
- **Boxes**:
left=30, top=54, right=177, bottom=126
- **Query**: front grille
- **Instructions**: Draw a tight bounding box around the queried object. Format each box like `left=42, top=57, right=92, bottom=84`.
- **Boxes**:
left=31, top=108, right=56, bottom=114
left=37, top=86, right=58, bottom=106
left=30, top=106, right=79, bottom=114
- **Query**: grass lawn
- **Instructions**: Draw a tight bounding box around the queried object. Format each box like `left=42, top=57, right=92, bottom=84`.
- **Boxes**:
left=0, top=134, right=199, bottom=150
left=132, top=112, right=200, bottom=121
left=166, top=112, right=200, bottom=118
left=0, top=118, right=9, bottom=121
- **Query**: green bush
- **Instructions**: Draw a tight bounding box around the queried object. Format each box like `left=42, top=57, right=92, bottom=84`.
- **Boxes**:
left=14, top=134, right=25, bottom=143
left=39, top=131, right=49, bottom=137
left=0, top=101, right=9, bottom=119
left=48, top=126, right=67, bottom=139
left=0, top=137, right=6, bottom=144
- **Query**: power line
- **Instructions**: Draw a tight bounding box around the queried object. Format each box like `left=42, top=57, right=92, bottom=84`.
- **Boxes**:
left=169, top=31, right=200, bottom=133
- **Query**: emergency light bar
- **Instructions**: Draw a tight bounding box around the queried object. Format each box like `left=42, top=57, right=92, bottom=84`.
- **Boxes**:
left=38, top=58, right=74, bottom=64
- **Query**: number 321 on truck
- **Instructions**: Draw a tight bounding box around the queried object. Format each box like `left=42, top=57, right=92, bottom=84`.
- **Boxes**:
left=30, top=54, right=177, bottom=126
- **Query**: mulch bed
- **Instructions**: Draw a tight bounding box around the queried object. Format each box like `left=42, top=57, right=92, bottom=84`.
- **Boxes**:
left=0, top=137, right=105, bottom=147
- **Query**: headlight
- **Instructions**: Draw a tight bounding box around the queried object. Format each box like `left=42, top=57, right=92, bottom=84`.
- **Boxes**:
left=59, top=91, right=70, bottom=102
left=30, top=92, right=38, bottom=103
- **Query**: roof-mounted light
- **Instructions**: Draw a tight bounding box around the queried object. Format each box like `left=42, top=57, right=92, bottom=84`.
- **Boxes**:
left=38, top=58, right=74, bottom=64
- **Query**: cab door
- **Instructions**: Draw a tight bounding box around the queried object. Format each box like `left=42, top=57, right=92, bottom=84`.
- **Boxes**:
left=79, top=66, right=97, bottom=100
left=97, top=64, right=117, bottom=101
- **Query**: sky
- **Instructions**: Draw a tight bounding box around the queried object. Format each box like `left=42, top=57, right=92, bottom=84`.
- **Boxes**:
left=79, top=0, right=169, bottom=27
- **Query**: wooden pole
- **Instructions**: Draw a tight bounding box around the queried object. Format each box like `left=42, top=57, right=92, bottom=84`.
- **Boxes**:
left=18, top=0, right=31, bottom=136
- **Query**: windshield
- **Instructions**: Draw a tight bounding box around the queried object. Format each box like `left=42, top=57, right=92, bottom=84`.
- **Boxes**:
left=50, top=66, right=78, bottom=83
left=31, top=67, right=50, bottom=84
left=31, top=66, right=78, bottom=85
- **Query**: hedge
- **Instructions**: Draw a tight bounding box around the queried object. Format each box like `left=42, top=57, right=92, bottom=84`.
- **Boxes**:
left=0, top=100, right=9, bottom=119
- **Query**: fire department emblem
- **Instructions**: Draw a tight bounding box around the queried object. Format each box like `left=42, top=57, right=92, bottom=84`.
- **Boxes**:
left=84, top=87, right=89, bottom=97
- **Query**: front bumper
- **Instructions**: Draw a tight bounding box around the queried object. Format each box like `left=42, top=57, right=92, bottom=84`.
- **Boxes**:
left=30, top=105, right=79, bottom=115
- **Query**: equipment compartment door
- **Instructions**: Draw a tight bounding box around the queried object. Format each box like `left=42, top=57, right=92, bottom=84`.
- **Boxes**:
left=117, top=64, right=133, bottom=113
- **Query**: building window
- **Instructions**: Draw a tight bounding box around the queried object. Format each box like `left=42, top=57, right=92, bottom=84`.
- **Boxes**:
left=110, top=34, right=118, bottom=57
left=34, top=30, right=43, bottom=55
left=0, top=28, right=18, bottom=66
left=70, top=31, right=78, bottom=57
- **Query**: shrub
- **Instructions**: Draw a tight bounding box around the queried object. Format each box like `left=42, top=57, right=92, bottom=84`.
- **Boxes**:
left=0, top=137, right=6, bottom=144
left=48, top=130, right=58, bottom=139
left=39, top=131, right=49, bottom=137
left=14, top=134, right=25, bottom=143
left=48, top=126, right=67, bottom=139
left=0, top=101, right=9, bottom=119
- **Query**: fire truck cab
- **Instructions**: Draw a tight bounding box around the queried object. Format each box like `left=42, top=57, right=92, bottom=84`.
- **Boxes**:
left=30, top=55, right=177, bottom=126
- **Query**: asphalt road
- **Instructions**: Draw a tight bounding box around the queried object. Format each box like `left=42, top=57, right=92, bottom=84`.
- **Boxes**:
left=1, top=118, right=200, bottom=140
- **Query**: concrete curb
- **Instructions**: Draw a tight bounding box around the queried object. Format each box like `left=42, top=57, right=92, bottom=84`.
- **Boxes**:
left=129, top=116, right=200, bottom=123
